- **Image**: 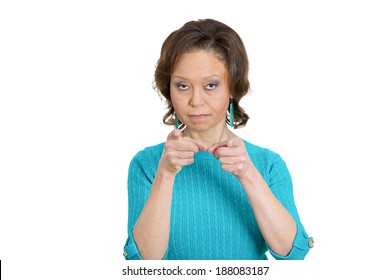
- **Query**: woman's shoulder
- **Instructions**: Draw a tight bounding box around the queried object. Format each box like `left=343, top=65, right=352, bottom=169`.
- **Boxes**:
left=243, top=140, right=290, bottom=180
left=129, top=142, right=165, bottom=167
left=134, top=142, right=165, bottom=158
left=127, top=143, right=164, bottom=179
left=243, top=139, right=281, bottom=160
left=141, top=142, right=165, bottom=153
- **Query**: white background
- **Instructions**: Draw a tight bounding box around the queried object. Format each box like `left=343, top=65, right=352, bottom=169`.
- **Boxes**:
left=1, top=0, right=389, bottom=279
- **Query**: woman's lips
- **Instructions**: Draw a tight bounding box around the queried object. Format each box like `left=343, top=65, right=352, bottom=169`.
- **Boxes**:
left=189, top=114, right=209, bottom=120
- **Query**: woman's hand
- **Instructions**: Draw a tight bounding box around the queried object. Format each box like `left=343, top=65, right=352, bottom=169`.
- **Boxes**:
left=159, top=129, right=208, bottom=175
left=208, top=137, right=255, bottom=180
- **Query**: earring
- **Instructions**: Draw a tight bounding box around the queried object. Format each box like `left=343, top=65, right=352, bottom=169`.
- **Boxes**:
left=229, top=99, right=234, bottom=128
left=174, top=112, right=180, bottom=129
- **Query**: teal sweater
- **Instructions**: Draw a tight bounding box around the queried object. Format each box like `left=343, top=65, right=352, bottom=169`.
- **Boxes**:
left=124, top=140, right=312, bottom=260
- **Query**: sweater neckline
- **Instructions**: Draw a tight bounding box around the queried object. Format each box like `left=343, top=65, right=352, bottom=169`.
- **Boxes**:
left=194, top=150, right=216, bottom=160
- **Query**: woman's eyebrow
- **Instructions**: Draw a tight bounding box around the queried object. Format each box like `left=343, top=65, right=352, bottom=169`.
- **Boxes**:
left=171, top=74, right=222, bottom=80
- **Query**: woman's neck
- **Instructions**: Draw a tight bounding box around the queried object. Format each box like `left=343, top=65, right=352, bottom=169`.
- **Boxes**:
left=182, top=125, right=236, bottom=149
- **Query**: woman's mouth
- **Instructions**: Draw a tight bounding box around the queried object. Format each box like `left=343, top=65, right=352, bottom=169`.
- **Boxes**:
left=189, top=114, right=209, bottom=120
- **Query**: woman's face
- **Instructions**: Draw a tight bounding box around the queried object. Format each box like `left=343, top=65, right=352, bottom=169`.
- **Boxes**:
left=170, top=51, right=231, bottom=133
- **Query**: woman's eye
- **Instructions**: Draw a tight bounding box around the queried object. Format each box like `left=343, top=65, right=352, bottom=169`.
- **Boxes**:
left=177, top=83, right=189, bottom=90
left=205, top=83, right=218, bottom=90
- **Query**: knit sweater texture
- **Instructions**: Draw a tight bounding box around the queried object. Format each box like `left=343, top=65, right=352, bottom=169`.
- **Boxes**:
left=124, top=140, right=312, bottom=260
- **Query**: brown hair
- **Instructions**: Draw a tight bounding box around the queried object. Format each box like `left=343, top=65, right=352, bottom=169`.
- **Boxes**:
left=154, top=19, right=250, bottom=128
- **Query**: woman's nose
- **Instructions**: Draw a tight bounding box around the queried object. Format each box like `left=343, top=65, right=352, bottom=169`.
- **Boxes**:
left=189, top=88, right=203, bottom=107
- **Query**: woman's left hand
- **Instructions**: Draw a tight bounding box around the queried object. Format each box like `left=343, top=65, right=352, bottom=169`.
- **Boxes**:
left=208, top=137, right=254, bottom=180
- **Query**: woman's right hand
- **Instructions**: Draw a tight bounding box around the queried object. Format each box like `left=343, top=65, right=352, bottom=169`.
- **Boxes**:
left=158, top=129, right=207, bottom=175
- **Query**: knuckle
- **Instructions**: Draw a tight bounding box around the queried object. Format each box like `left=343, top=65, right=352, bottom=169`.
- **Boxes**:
left=236, top=164, right=244, bottom=171
left=164, top=142, right=174, bottom=150
left=165, top=153, right=176, bottom=162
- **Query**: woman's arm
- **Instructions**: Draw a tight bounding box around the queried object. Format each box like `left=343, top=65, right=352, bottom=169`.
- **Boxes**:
left=209, top=138, right=297, bottom=257
left=238, top=164, right=296, bottom=256
left=132, top=129, right=207, bottom=259
left=132, top=169, right=175, bottom=259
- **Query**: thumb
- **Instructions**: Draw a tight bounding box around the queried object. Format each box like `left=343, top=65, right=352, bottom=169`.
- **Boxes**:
left=167, top=129, right=182, bottom=140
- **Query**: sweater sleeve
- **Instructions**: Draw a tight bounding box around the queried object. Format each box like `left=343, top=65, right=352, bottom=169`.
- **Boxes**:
left=123, top=150, right=168, bottom=260
left=265, top=151, right=313, bottom=260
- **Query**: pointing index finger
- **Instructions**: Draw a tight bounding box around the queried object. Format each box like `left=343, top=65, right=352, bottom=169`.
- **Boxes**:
left=208, top=138, right=244, bottom=153
left=167, top=129, right=182, bottom=140
left=208, top=140, right=230, bottom=154
left=183, top=137, right=208, bottom=152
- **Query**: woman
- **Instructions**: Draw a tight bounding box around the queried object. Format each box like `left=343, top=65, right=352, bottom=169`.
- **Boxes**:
left=123, top=19, right=313, bottom=260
